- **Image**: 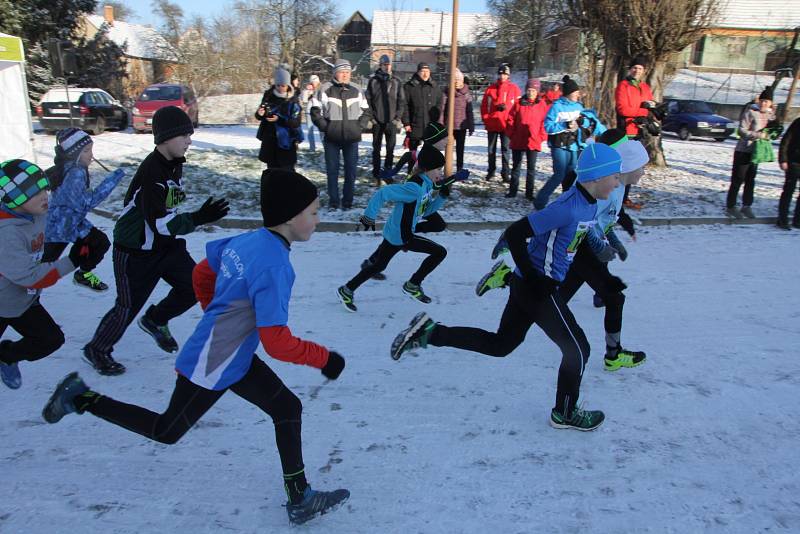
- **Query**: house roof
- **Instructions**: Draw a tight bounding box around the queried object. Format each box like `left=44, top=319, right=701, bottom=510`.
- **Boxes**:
left=371, top=10, right=497, bottom=47
left=712, top=0, right=800, bottom=31
left=85, top=15, right=178, bottom=61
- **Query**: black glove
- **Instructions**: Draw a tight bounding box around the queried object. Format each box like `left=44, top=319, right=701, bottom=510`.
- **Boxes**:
left=67, top=241, right=88, bottom=268
left=358, top=215, right=376, bottom=231
left=496, top=104, right=506, bottom=112
left=607, top=232, right=628, bottom=261
left=439, top=184, right=451, bottom=197
left=640, top=101, right=654, bottom=109
left=522, top=272, right=559, bottom=301
left=321, top=351, right=345, bottom=380
left=595, top=244, right=617, bottom=263
left=79, top=228, right=111, bottom=271
left=607, top=275, right=627, bottom=293
left=191, top=197, right=230, bottom=226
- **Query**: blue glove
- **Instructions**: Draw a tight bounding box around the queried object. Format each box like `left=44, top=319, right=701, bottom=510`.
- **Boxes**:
left=451, top=169, right=470, bottom=182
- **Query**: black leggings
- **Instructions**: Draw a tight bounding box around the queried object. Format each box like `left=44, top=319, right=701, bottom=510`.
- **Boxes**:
left=558, top=241, right=624, bottom=335
left=86, top=357, right=304, bottom=475
left=0, top=303, right=65, bottom=364
left=727, top=150, right=758, bottom=208
left=41, top=227, right=111, bottom=272
left=347, top=235, right=447, bottom=291
left=429, top=275, right=590, bottom=416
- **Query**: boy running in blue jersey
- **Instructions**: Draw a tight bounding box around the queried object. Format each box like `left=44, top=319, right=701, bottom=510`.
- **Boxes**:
left=42, top=170, right=350, bottom=526
left=390, top=143, right=622, bottom=431
left=337, top=144, right=460, bottom=311
left=477, top=129, right=648, bottom=372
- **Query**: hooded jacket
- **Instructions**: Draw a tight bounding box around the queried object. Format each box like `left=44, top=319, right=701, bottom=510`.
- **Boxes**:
left=310, top=81, right=371, bottom=144
left=0, top=208, right=76, bottom=318
left=544, top=97, right=585, bottom=152
left=481, top=79, right=521, bottom=133
left=366, top=70, right=405, bottom=125
left=505, top=96, right=548, bottom=151
left=403, top=74, right=439, bottom=141
left=615, top=77, right=654, bottom=137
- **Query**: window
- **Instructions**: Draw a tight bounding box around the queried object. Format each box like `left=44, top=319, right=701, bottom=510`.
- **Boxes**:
left=726, top=37, right=747, bottom=57
left=139, top=86, right=181, bottom=101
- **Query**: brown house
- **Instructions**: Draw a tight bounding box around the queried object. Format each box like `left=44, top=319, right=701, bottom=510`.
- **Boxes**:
left=79, top=5, right=179, bottom=98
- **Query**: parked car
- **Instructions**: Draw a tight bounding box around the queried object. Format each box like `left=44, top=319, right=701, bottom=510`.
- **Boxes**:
left=132, top=84, right=199, bottom=133
left=36, top=87, right=128, bottom=135
left=662, top=99, right=737, bottom=142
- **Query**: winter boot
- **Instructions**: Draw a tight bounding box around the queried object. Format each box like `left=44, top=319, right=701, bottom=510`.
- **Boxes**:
left=739, top=206, right=755, bottom=218
left=604, top=346, right=647, bottom=371
left=286, top=486, right=350, bottom=525
left=549, top=405, right=605, bottom=431
left=82, top=346, right=126, bottom=376
left=337, top=285, right=357, bottom=312
left=475, top=260, right=511, bottom=296
left=725, top=206, right=744, bottom=219
left=402, top=281, right=432, bottom=303
left=362, top=260, right=386, bottom=281
left=390, top=312, right=436, bottom=360
left=42, top=372, right=90, bottom=423
left=73, top=270, right=109, bottom=291
left=137, top=310, right=179, bottom=353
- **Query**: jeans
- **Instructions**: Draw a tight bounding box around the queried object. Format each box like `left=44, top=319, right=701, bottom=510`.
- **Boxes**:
left=453, top=129, right=467, bottom=171
left=487, top=131, right=510, bottom=178
left=535, top=147, right=578, bottom=210
left=324, top=139, right=359, bottom=209
left=727, top=150, right=758, bottom=208
left=306, top=122, right=317, bottom=151
left=509, top=149, right=538, bottom=197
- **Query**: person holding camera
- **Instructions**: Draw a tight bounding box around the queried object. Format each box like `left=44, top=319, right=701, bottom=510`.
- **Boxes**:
left=481, top=63, right=520, bottom=182
left=256, top=67, right=303, bottom=171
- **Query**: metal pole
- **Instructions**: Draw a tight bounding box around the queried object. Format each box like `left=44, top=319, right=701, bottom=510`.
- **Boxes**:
left=445, top=0, right=459, bottom=177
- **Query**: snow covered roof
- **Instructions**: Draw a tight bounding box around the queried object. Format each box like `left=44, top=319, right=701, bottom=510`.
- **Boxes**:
left=371, top=10, right=497, bottom=48
left=711, top=0, right=800, bottom=31
left=85, top=15, right=178, bottom=61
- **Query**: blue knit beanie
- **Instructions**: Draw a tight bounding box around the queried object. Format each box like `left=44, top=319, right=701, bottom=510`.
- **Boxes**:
left=575, top=142, right=621, bottom=183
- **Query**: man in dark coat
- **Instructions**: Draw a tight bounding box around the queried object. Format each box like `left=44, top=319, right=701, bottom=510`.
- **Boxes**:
left=366, top=55, right=405, bottom=184
left=402, top=63, right=439, bottom=156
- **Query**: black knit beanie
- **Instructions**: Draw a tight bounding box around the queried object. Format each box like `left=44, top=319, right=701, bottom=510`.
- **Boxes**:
left=629, top=56, right=648, bottom=69
left=561, top=75, right=579, bottom=96
left=597, top=128, right=628, bottom=147
left=416, top=144, right=445, bottom=171
left=422, top=121, right=448, bottom=145
left=261, top=169, right=319, bottom=227
left=152, top=105, right=194, bottom=144
left=759, top=86, right=774, bottom=101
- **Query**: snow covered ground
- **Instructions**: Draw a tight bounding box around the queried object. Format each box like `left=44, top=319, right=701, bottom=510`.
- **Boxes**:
left=31, top=123, right=788, bottom=224
left=2, top=218, right=799, bottom=533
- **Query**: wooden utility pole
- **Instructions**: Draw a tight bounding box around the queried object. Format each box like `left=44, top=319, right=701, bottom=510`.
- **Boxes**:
left=780, top=27, right=800, bottom=123
left=444, top=0, right=459, bottom=177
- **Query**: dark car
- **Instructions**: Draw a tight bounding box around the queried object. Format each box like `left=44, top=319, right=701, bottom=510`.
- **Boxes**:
left=662, top=99, right=737, bottom=142
left=132, top=84, right=199, bottom=133
left=37, top=87, right=128, bottom=135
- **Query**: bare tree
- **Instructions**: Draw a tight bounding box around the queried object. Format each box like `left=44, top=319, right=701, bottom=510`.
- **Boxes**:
left=483, top=0, right=554, bottom=77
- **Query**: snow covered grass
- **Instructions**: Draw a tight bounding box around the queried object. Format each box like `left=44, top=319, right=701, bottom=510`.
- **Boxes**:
left=2, top=218, right=799, bottom=532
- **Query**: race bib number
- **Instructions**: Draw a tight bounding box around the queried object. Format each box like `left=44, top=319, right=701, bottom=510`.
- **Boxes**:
left=566, top=221, right=594, bottom=260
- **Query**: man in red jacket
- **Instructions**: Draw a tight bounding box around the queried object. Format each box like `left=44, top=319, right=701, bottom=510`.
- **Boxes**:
left=504, top=79, right=548, bottom=199
left=481, top=63, right=521, bottom=182
left=615, top=55, right=655, bottom=208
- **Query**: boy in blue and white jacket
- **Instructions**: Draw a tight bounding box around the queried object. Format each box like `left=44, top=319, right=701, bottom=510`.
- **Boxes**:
left=560, top=130, right=648, bottom=372
left=42, top=128, right=125, bottom=291
left=337, top=144, right=452, bottom=311
left=392, top=143, right=624, bottom=432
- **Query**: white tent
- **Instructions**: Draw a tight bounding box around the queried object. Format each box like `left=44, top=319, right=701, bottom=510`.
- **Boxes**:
left=0, top=32, right=35, bottom=162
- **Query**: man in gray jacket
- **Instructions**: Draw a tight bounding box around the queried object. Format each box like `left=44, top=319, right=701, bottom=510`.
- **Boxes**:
left=366, top=55, right=405, bottom=185
left=310, top=60, right=371, bottom=210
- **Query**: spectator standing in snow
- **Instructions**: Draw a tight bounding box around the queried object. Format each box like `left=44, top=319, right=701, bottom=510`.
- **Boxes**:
left=303, top=75, right=321, bottom=151
left=481, top=63, right=521, bottom=182
left=777, top=116, right=800, bottom=230
left=504, top=79, right=547, bottom=199
left=366, top=55, right=405, bottom=185
left=726, top=86, right=776, bottom=219
left=439, top=68, right=474, bottom=172
left=255, top=67, right=303, bottom=170
left=310, top=60, right=371, bottom=211
left=403, top=63, right=439, bottom=163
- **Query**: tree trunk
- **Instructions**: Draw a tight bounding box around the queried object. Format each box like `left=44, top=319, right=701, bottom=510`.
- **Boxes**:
left=644, top=59, right=669, bottom=167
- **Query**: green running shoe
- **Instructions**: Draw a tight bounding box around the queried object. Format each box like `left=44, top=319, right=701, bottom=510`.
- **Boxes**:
left=604, top=347, right=646, bottom=372
left=337, top=285, right=357, bottom=312
left=390, top=312, right=435, bottom=360
left=74, top=270, right=109, bottom=292
left=402, top=281, right=431, bottom=303
left=550, top=406, right=605, bottom=431
left=475, top=260, right=511, bottom=297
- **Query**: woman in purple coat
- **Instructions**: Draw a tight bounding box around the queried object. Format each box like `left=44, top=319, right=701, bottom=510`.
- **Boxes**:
left=439, top=68, right=474, bottom=172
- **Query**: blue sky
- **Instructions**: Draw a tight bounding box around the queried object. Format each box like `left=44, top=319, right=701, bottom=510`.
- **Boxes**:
left=118, top=0, right=489, bottom=27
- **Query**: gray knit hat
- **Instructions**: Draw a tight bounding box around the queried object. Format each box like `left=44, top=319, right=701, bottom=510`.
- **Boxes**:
left=274, top=68, right=291, bottom=86
left=333, top=59, right=351, bottom=75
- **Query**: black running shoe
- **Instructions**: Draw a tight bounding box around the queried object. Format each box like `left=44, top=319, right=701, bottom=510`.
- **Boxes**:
left=82, top=346, right=126, bottom=376
left=286, top=486, right=350, bottom=525
left=402, top=281, right=431, bottom=303
left=42, top=372, right=89, bottom=423
left=390, top=312, right=435, bottom=360
left=137, top=313, right=179, bottom=353
left=337, top=285, right=357, bottom=312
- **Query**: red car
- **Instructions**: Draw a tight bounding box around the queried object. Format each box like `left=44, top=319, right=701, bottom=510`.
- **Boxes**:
left=132, top=84, right=199, bottom=133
